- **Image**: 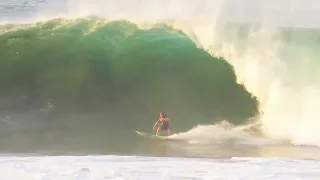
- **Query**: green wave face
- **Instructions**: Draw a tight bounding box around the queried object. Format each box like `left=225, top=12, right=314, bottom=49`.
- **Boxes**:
left=0, top=17, right=258, bottom=127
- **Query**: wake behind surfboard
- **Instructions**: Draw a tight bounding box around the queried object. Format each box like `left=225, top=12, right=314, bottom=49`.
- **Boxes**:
left=135, top=131, right=168, bottom=140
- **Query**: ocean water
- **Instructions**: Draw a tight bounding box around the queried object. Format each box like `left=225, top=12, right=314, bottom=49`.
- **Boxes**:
left=1, top=155, right=320, bottom=180
left=1, top=0, right=320, bottom=179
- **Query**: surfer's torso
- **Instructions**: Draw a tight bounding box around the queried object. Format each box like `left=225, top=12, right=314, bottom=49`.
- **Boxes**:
left=153, top=112, right=172, bottom=136
left=159, top=117, right=169, bottom=130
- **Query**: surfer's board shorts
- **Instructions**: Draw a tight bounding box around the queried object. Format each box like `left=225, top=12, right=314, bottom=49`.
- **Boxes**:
left=160, top=123, right=169, bottom=131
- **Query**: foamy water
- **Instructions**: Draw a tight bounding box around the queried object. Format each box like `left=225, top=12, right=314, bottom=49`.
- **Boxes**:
left=0, top=155, right=319, bottom=180
left=1, top=1, right=320, bottom=179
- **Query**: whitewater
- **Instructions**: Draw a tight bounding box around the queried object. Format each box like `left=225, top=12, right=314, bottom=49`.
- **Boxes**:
left=1, top=0, right=320, bottom=179
left=1, top=155, right=320, bottom=180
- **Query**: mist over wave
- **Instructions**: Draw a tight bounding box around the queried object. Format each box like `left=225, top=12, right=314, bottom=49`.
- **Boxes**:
left=209, top=25, right=320, bottom=147
left=1, top=0, right=320, bottom=150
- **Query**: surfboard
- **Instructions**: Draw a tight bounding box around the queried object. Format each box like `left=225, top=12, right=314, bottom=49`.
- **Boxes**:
left=135, top=131, right=168, bottom=140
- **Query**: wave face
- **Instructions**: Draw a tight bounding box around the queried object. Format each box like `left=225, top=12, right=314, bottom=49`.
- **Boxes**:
left=0, top=17, right=258, bottom=128
left=1, top=0, right=320, bottom=152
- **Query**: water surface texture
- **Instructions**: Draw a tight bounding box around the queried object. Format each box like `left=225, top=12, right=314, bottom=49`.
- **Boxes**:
left=1, top=0, right=320, bottom=179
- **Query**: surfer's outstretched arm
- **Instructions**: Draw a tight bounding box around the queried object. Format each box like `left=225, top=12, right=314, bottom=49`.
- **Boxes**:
left=153, top=120, right=159, bottom=131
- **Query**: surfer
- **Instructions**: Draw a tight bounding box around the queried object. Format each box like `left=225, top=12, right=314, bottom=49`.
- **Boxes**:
left=153, top=112, right=172, bottom=136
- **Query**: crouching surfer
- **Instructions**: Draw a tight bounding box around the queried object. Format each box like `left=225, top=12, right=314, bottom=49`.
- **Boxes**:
left=152, top=112, right=172, bottom=136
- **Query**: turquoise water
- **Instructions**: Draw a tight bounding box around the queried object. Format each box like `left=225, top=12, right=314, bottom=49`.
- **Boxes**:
left=1, top=1, right=320, bottom=179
